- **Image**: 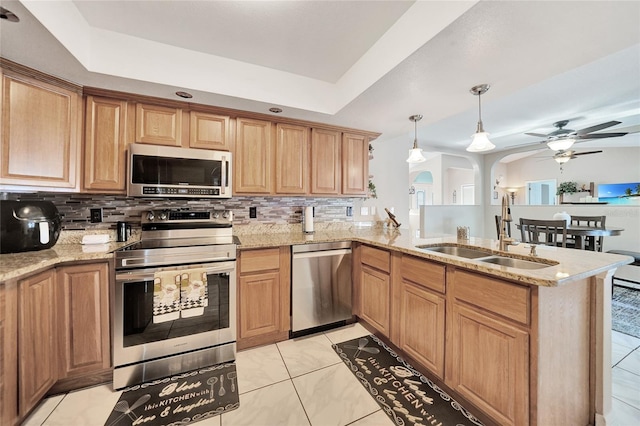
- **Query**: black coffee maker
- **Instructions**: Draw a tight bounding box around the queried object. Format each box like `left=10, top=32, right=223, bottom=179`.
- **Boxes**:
left=0, top=200, right=62, bottom=254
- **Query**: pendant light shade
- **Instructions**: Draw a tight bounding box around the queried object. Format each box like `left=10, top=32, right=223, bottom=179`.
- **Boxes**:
left=466, top=84, right=496, bottom=152
left=407, top=114, right=426, bottom=163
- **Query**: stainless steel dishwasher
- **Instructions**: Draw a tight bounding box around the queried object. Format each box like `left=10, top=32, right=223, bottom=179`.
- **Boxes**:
left=291, top=241, right=353, bottom=336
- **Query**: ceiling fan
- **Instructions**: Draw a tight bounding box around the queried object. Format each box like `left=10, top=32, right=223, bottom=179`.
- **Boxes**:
left=526, top=119, right=628, bottom=151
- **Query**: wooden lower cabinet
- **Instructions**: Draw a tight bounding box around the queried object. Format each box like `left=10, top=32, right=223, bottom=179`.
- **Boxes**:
left=1, top=261, right=112, bottom=423
left=1, top=282, right=19, bottom=425
left=446, top=302, right=529, bottom=426
left=237, top=247, right=290, bottom=350
left=360, top=264, right=390, bottom=337
left=398, top=281, right=445, bottom=379
left=18, top=269, right=58, bottom=417
left=56, top=263, right=111, bottom=379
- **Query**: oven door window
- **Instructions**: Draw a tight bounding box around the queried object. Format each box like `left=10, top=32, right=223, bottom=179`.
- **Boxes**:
left=122, top=271, right=230, bottom=347
left=131, top=155, right=228, bottom=187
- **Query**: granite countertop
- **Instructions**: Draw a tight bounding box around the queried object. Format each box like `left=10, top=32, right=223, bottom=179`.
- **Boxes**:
left=0, top=227, right=633, bottom=287
left=237, top=228, right=633, bottom=287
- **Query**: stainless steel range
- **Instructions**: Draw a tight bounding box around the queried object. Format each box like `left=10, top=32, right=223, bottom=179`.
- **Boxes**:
left=113, top=209, right=236, bottom=390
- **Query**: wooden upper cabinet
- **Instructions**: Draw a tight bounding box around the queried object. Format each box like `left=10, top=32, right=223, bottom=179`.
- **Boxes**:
left=135, top=103, right=182, bottom=146
left=341, top=133, right=368, bottom=195
left=189, top=111, right=230, bottom=150
left=310, top=128, right=341, bottom=195
left=83, top=96, right=129, bottom=192
left=1, top=70, right=81, bottom=191
left=275, top=123, right=309, bottom=195
left=234, top=117, right=272, bottom=194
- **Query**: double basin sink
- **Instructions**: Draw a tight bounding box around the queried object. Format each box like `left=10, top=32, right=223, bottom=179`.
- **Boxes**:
left=416, top=244, right=556, bottom=270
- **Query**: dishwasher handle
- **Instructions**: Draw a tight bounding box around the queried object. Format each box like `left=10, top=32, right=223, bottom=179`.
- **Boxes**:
left=292, top=248, right=352, bottom=260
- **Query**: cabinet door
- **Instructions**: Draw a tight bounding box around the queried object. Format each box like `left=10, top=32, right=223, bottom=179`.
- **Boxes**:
left=84, top=96, right=128, bottom=192
left=446, top=303, right=529, bottom=426
left=135, top=103, right=182, bottom=146
left=275, top=123, right=309, bottom=194
left=1, top=282, right=18, bottom=425
left=57, top=263, right=110, bottom=378
left=1, top=71, right=81, bottom=190
left=310, top=128, right=341, bottom=195
left=341, top=133, right=368, bottom=195
left=399, top=281, right=445, bottom=379
left=189, top=111, right=230, bottom=150
left=360, top=265, right=390, bottom=336
left=234, top=118, right=272, bottom=194
left=18, top=270, right=57, bottom=416
left=238, top=271, right=281, bottom=339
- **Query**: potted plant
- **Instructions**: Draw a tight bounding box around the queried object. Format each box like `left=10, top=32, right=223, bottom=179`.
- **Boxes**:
left=557, top=181, right=578, bottom=203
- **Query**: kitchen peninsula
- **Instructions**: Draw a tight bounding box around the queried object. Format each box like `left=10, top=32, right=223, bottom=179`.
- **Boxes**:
left=0, top=225, right=633, bottom=425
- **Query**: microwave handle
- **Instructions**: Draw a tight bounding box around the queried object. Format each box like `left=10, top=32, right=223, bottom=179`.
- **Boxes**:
left=221, top=156, right=227, bottom=195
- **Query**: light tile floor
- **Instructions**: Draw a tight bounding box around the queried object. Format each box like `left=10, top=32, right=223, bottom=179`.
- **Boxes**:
left=23, top=324, right=640, bottom=426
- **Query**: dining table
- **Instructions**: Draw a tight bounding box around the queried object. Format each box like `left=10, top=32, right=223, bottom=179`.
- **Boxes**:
left=516, top=223, right=624, bottom=251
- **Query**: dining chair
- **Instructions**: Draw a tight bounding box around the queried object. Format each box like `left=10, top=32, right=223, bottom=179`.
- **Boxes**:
left=519, top=218, right=567, bottom=247
left=571, top=215, right=606, bottom=252
left=495, top=215, right=511, bottom=239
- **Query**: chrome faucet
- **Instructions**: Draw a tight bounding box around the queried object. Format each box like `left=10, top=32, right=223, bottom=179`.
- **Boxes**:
left=499, top=194, right=518, bottom=251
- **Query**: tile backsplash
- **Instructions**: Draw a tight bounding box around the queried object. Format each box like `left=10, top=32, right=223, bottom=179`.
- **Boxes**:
left=2, top=192, right=356, bottom=231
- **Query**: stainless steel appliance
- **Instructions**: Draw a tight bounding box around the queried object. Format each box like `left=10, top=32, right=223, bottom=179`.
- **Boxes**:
left=127, top=143, right=231, bottom=198
left=113, top=209, right=236, bottom=389
left=291, top=241, right=353, bottom=337
left=0, top=200, right=61, bottom=253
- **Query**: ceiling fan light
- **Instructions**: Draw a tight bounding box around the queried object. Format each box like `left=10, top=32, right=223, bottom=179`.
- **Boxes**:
left=554, top=156, right=571, bottom=164
left=407, top=148, right=426, bottom=163
left=547, top=138, right=575, bottom=151
left=466, top=131, right=496, bottom=152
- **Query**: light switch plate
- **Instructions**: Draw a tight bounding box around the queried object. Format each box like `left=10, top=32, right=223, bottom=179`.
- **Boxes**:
left=360, top=207, right=369, bottom=216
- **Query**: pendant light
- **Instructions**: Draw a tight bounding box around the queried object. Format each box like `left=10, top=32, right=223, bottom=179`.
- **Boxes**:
left=466, top=84, right=496, bottom=152
left=406, top=114, right=426, bottom=163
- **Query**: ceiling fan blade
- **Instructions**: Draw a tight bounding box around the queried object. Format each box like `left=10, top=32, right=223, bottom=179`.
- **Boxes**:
left=573, top=150, right=603, bottom=156
left=576, top=132, right=627, bottom=139
left=576, top=120, right=621, bottom=135
left=525, top=132, right=549, bottom=138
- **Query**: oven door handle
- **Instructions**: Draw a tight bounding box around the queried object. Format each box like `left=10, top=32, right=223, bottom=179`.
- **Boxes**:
left=116, top=263, right=234, bottom=282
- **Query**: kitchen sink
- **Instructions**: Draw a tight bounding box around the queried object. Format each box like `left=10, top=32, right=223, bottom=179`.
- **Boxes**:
left=478, top=256, right=552, bottom=270
left=416, top=245, right=492, bottom=259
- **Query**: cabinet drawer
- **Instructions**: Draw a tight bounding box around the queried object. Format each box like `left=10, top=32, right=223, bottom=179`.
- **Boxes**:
left=453, top=270, right=530, bottom=325
left=239, top=248, right=280, bottom=274
left=401, top=255, right=445, bottom=293
left=361, top=245, right=390, bottom=273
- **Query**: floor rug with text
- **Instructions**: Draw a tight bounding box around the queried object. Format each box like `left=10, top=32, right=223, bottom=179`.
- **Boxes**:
left=333, top=335, right=483, bottom=426
left=104, top=363, right=239, bottom=426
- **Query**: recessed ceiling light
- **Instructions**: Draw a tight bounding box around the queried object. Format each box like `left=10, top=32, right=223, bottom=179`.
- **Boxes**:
left=0, top=7, right=20, bottom=22
left=175, top=91, right=192, bottom=99
left=269, top=107, right=283, bottom=114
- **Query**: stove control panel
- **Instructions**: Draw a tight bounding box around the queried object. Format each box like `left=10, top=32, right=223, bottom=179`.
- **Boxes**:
left=142, top=209, right=233, bottom=224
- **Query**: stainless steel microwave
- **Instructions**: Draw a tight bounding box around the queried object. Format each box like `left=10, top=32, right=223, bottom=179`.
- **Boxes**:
left=127, top=143, right=232, bottom=198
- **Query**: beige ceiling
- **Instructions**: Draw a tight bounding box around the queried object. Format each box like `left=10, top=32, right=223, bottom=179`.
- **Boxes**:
left=1, top=0, right=639, bottom=154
